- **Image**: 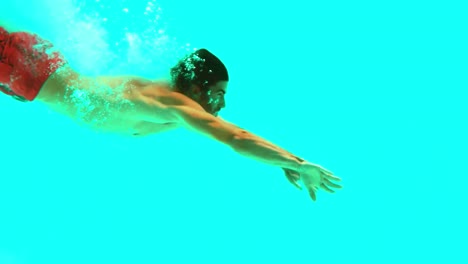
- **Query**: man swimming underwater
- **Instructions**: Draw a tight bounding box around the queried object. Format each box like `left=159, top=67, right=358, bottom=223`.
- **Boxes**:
left=0, top=26, right=342, bottom=201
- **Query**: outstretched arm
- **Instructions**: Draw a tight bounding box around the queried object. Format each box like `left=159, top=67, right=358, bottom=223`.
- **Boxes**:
left=169, top=104, right=342, bottom=201
left=135, top=90, right=342, bottom=201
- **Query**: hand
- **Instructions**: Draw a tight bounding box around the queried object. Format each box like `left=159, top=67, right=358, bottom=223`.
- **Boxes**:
left=299, top=162, right=342, bottom=201
left=283, top=162, right=341, bottom=201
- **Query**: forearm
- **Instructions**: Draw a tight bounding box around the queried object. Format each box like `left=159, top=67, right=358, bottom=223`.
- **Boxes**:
left=231, top=130, right=305, bottom=171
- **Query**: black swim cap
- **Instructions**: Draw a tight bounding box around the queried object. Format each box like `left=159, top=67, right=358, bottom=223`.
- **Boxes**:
left=171, top=48, right=229, bottom=92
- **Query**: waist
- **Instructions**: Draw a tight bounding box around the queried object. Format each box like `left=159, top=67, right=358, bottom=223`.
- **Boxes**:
left=35, top=65, right=80, bottom=103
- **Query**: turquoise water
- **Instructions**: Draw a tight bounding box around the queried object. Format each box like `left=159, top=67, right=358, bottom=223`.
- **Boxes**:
left=1, top=0, right=467, bottom=263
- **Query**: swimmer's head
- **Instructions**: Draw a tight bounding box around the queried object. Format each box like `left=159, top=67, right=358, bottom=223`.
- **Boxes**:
left=170, top=49, right=229, bottom=116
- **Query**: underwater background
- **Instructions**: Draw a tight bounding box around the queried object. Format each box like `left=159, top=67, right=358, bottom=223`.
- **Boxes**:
left=0, top=0, right=467, bottom=263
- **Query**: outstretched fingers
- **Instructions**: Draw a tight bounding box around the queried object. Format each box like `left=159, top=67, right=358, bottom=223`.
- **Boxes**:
left=321, top=170, right=342, bottom=182
left=308, top=187, right=317, bottom=201
left=320, top=183, right=335, bottom=193
left=317, top=165, right=334, bottom=175
left=284, top=169, right=302, bottom=190
left=322, top=178, right=342, bottom=189
left=287, top=175, right=302, bottom=190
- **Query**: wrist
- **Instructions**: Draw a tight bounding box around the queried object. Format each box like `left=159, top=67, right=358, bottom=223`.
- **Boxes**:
left=293, top=156, right=307, bottom=172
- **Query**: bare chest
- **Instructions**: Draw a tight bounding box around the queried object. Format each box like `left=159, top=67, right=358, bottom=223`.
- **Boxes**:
left=131, top=121, right=180, bottom=136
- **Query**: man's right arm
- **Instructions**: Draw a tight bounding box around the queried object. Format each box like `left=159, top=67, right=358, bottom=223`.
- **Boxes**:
left=133, top=88, right=342, bottom=201
left=168, top=104, right=305, bottom=171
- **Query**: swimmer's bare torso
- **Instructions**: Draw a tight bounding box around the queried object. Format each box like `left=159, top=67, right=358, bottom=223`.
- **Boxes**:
left=36, top=66, right=184, bottom=136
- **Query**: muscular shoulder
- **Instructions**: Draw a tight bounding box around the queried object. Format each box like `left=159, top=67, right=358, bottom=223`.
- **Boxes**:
left=136, top=83, right=205, bottom=111
left=127, top=82, right=206, bottom=124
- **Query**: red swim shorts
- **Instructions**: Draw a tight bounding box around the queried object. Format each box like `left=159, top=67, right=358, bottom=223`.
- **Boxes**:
left=0, top=27, right=66, bottom=101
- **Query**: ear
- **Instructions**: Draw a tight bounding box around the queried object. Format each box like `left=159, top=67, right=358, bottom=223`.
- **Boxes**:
left=189, top=85, right=202, bottom=98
